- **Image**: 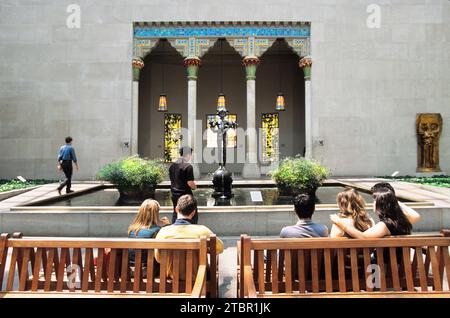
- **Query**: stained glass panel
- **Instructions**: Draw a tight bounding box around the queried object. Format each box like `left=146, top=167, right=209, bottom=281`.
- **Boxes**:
left=262, top=113, right=279, bottom=162
left=164, top=113, right=182, bottom=163
left=206, top=114, right=237, bottom=148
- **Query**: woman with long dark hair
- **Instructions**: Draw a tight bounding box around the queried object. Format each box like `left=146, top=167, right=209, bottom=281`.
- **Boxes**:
left=330, top=187, right=421, bottom=238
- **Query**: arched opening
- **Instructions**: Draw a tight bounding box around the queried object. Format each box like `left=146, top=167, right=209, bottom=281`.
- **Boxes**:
left=138, top=40, right=184, bottom=160
left=197, top=39, right=246, bottom=174
left=257, top=39, right=305, bottom=168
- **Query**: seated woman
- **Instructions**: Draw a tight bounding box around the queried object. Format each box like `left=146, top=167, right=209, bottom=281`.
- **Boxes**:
left=128, top=199, right=170, bottom=268
left=330, top=188, right=374, bottom=238
left=330, top=187, right=421, bottom=238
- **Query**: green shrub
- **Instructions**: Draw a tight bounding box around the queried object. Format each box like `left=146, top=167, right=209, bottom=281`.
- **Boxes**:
left=270, top=156, right=330, bottom=193
left=97, top=156, right=167, bottom=190
left=0, top=179, right=54, bottom=193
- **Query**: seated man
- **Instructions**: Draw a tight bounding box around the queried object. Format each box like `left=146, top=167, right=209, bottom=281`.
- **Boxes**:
left=280, top=193, right=329, bottom=238
left=155, top=194, right=224, bottom=280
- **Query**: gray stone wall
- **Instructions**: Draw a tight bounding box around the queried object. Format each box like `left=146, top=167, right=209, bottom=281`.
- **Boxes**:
left=1, top=0, right=449, bottom=179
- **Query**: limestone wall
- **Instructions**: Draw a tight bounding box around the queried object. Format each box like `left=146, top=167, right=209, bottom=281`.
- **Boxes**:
left=0, top=0, right=449, bottom=179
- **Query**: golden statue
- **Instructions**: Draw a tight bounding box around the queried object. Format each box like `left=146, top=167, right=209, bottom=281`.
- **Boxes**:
left=416, top=113, right=443, bottom=172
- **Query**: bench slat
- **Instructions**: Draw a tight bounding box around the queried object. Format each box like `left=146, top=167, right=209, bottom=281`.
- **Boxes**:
left=415, top=247, right=428, bottom=291
left=95, top=248, right=104, bottom=292
left=173, top=251, right=180, bottom=294
left=442, top=247, right=450, bottom=290
left=19, top=248, right=30, bottom=291
left=257, top=250, right=265, bottom=295
left=428, top=246, right=442, bottom=291
left=133, top=249, right=141, bottom=293
left=363, top=248, right=372, bottom=292
left=284, top=250, right=292, bottom=294
left=186, top=250, right=193, bottom=294
left=337, top=249, right=346, bottom=292
left=31, top=248, right=43, bottom=291
left=324, top=248, right=332, bottom=293
left=311, top=249, right=319, bottom=293
left=402, top=247, right=414, bottom=292
left=56, top=248, right=68, bottom=292
left=376, top=248, right=387, bottom=291
left=298, top=250, right=305, bottom=293
left=270, top=250, right=278, bottom=294
left=159, top=250, right=167, bottom=294
left=350, top=248, right=360, bottom=292
left=146, top=250, right=154, bottom=293
left=83, top=248, right=93, bottom=292
left=389, top=247, right=401, bottom=291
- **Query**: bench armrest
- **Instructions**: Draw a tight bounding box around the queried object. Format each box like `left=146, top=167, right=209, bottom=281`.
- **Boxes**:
left=244, top=265, right=257, bottom=298
left=191, top=265, right=207, bottom=298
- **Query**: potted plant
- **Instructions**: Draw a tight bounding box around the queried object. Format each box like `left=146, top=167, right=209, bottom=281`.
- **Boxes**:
left=270, top=156, right=330, bottom=197
left=97, top=156, right=167, bottom=202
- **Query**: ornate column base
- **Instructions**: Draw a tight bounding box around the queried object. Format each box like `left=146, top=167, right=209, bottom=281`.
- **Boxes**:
left=242, top=163, right=261, bottom=179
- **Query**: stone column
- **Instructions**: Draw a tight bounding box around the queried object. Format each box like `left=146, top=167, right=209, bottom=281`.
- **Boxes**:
left=299, top=56, right=312, bottom=159
left=184, top=56, right=201, bottom=177
left=131, top=57, right=144, bottom=155
left=242, top=56, right=261, bottom=178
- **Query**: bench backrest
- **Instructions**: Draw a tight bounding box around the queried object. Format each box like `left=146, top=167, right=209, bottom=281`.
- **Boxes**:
left=0, top=233, right=209, bottom=297
left=239, top=233, right=450, bottom=297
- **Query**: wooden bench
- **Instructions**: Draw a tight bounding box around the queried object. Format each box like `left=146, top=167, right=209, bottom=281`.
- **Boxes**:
left=238, top=231, right=450, bottom=297
left=0, top=233, right=217, bottom=297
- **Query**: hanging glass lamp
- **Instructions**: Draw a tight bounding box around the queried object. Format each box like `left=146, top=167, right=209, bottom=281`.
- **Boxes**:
left=217, top=93, right=226, bottom=112
left=275, top=93, right=285, bottom=111
left=158, top=93, right=168, bottom=112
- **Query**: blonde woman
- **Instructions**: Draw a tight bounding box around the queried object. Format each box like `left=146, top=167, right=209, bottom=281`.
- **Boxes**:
left=128, top=199, right=170, bottom=266
left=330, top=188, right=374, bottom=238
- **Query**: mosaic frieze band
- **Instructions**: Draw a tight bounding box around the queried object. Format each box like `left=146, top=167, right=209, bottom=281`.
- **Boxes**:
left=134, top=25, right=310, bottom=38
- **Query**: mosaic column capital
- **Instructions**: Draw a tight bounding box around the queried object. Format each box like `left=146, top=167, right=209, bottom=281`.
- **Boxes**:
left=184, top=56, right=202, bottom=81
left=299, top=56, right=312, bottom=81
left=132, top=57, right=145, bottom=81
left=242, top=56, right=260, bottom=80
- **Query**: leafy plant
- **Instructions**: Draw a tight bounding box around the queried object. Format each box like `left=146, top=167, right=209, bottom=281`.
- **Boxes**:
left=0, top=179, right=54, bottom=193
left=97, top=156, right=167, bottom=191
left=270, top=156, right=330, bottom=193
left=380, top=175, right=450, bottom=188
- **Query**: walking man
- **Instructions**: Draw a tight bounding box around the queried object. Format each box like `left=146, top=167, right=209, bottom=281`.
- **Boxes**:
left=169, top=146, right=197, bottom=224
left=57, top=136, right=79, bottom=195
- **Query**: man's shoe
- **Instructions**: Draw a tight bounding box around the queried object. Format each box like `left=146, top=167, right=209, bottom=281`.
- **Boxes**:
left=66, top=190, right=75, bottom=194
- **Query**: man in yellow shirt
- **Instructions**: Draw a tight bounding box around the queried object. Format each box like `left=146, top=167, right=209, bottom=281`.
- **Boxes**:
left=155, top=194, right=224, bottom=279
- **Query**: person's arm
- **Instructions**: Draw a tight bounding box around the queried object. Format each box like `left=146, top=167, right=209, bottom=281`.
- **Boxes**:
left=329, top=223, right=344, bottom=238
left=187, top=180, right=197, bottom=190
left=57, top=147, right=63, bottom=163
left=398, top=202, right=421, bottom=224
left=186, top=165, right=196, bottom=190
left=71, top=147, right=79, bottom=171
left=330, top=214, right=390, bottom=238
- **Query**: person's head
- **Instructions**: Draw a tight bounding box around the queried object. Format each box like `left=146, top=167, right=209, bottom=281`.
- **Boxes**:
left=180, top=146, right=193, bottom=161
left=65, top=136, right=73, bottom=144
left=336, top=188, right=372, bottom=231
left=371, top=182, right=395, bottom=195
left=127, top=199, right=160, bottom=236
left=176, top=194, right=197, bottom=220
left=373, top=188, right=412, bottom=234
left=293, top=194, right=315, bottom=220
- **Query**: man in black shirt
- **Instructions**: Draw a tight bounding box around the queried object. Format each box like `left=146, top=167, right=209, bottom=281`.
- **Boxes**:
left=169, top=147, right=197, bottom=223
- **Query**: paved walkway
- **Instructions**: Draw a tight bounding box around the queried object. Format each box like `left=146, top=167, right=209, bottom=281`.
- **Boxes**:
left=337, top=178, right=450, bottom=207
left=0, top=182, right=105, bottom=212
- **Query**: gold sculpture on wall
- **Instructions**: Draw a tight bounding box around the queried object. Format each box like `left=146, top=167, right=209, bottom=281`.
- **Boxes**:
left=416, top=113, right=443, bottom=172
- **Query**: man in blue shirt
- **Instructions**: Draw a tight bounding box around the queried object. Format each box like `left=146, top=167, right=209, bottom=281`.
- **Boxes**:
left=280, top=193, right=329, bottom=238
left=57, top=136, right=79, bottom=195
